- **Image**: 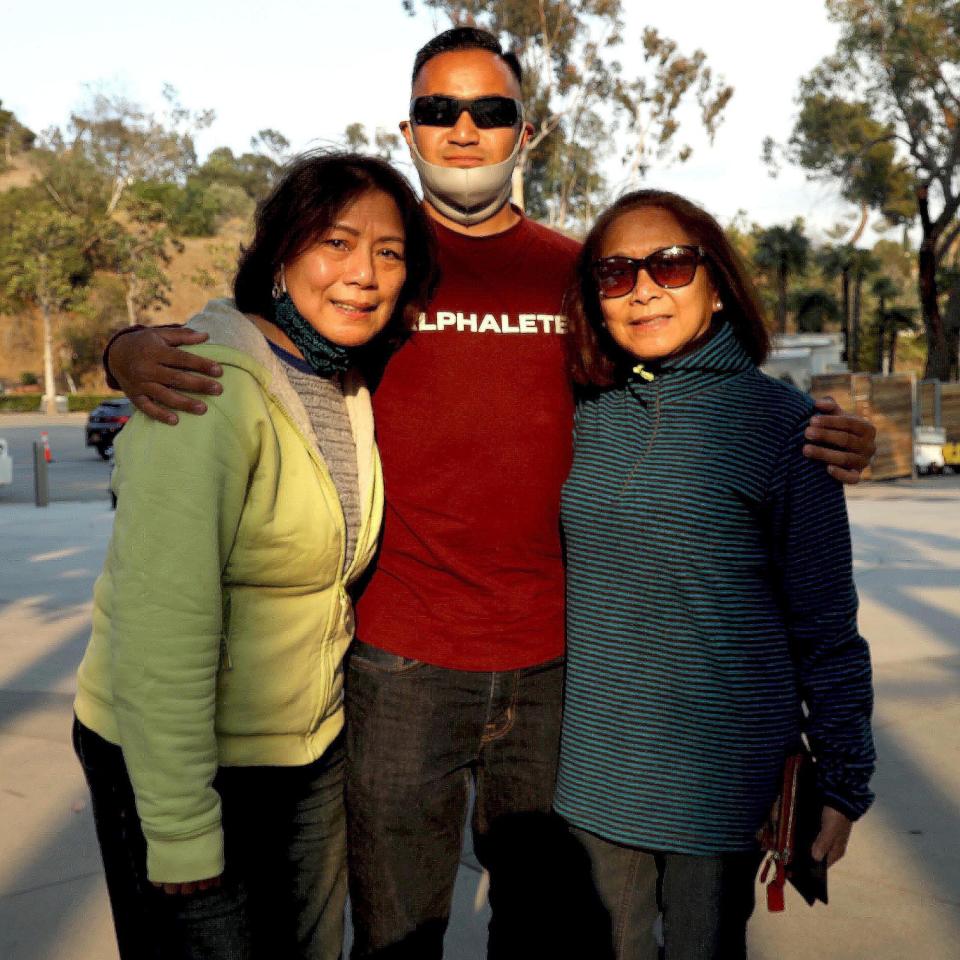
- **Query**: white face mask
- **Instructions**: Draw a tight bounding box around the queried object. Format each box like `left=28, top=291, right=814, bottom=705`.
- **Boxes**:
left=406, top=114, right=525, bottom=227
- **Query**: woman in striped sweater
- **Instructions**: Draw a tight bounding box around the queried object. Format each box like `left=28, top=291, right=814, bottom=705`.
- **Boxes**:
left=556, top=190, right=875, bottom=959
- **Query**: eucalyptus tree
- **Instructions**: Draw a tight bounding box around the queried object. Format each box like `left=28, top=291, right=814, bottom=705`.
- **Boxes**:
left=401, top=0, right=733, bottom=230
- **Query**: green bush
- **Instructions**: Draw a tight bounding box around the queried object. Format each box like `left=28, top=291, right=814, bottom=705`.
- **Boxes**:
left=66, top=393, right=123, bottom=412
left=19, top=371, right=38, bottom=386
left=0, top=395, right=42, bottom=412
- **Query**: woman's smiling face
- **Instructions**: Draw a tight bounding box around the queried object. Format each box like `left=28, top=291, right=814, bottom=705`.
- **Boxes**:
left=597, top=207, right=719, bottom=363
left=283, top=188, right=407, bottom=348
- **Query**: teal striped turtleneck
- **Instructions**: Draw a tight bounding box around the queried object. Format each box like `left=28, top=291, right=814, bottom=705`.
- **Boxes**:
left=556, top=321, right=875, bottom=854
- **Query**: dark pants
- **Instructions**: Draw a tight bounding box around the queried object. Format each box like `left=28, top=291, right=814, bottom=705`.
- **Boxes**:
left=569, top=825, right=762, bottom=960
left=345, top=643, right=588, bottom=960
left=73, top=717, right=347, bottom=960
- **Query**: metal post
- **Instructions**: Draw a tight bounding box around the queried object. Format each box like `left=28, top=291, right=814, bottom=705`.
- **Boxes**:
left=33, top=441, right=49, bottom=507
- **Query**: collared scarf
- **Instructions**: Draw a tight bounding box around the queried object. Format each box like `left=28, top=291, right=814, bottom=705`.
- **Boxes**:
left=271, top=293, right=352, bottom=377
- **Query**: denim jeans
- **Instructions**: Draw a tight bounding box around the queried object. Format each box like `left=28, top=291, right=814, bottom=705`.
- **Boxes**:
left=73, top=717, right=347, bottom=960
left=345, top=643, right=588, bottom=960
left=568, top=824, right=762, bottom=960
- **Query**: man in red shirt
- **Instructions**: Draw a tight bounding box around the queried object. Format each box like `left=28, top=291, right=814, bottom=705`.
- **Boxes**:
left=343, top=30, right=580, bottom=960
left=104, top=28, right=877, bottom=960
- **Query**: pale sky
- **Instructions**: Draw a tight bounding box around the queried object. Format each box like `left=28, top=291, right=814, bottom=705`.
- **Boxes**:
left=2, top=0, right=867, bottom=238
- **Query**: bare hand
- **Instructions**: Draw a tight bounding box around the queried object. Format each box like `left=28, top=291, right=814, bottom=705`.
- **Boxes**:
left=152, top=874, right=223, bottom=896
left=108, top=327, right=224, bottom=425
left=803, top=396, right=878, bottom=485
left=811, top=805, right=853, bottom=867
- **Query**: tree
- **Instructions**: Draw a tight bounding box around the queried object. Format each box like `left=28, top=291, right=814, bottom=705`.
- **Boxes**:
left=941, top=264, right=960, bottom=380
left=847, top=247, right=880, bottom=371
left=105, top=204, right=181, bottom=326
left=870, top=275, right=899, bottom=369
left=772, top=0, right=960, bottom=381
left=791, top=287, right=840, bottom=333
left=883, top=307, right=916, bottom=372
left=61, top=86, right=213, bottom=217
left=763, top=95, right=913, bottom=245
left=401, top=1, right=733, bottom=230
left=37, top=88, right=215, bottom=325
left=341, top=123, right=402, bottom=161
left=0, top=100, right=36, bottom=166
left=753, top=222, right=810, bottom=333
left=192, top=136, right=289, bottom=206
left=61, top=275, right=128, bottom=386
left=0, top=207, right=88, bottom=412
left=816, top=243, right=854, bottom=358
left=250, top=128, right=290, bottom=166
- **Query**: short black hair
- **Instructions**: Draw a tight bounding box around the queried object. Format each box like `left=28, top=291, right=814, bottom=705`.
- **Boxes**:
left=234, top=151, right=437, bottom=362
left=412, top=27, right=522, bottom=86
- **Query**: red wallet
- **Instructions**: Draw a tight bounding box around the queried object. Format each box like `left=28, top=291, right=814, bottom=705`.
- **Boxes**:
left=758, top=746, right=828, bottom=911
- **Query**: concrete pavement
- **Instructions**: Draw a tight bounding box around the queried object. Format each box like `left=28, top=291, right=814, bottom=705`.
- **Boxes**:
left=1, top=476, right=958, bottom=959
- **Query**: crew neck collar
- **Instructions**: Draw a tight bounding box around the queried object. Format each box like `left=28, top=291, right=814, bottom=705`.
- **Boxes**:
left=428, top=205, right=528, bottom=245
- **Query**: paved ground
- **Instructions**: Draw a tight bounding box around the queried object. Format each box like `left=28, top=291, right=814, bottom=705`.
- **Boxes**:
left=1, top=471, right=958, bottom=959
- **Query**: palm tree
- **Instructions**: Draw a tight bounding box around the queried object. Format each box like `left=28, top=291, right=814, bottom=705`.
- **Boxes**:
left=754, top=222, right=810, bottom=333
left=870, top=276, right=900, bottom=371
left=790, top=288, right=840, bottom=333
left=884, top=308, right=916, bottom=373
left=848, top=250, right=880, bottom=372
left=816, top=244, right=854, bottom=361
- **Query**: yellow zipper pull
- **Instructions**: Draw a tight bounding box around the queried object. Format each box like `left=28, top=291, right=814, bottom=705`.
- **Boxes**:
left=632, top=363, right=655, bottom=382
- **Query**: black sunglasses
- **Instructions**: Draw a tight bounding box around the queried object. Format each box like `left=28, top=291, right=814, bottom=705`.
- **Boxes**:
left=410, top=95, right=522, bottom=129
left=592, top=245, right=708, bottom=299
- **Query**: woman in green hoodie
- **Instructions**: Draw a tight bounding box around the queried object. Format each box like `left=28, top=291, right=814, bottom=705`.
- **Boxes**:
left=72, top=153, right=436, bottom=960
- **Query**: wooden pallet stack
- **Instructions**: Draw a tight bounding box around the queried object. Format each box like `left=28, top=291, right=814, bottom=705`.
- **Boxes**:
left=810, top=373, right=916, bottom=481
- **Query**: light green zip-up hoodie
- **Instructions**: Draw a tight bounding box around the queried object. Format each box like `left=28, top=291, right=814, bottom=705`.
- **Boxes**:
left=75, top=300, right=384, bottom=884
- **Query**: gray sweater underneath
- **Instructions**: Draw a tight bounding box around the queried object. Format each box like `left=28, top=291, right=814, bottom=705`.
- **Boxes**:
left=277, top=354, right=360, bottom=568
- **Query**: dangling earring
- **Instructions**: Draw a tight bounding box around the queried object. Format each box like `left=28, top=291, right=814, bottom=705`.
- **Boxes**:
left=714, top=299, right=723, bottom=312
left=272, top=265, right=287, bottom=301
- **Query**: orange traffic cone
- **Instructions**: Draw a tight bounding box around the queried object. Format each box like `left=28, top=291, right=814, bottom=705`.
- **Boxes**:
left=40, top=431, right=52, bottom=463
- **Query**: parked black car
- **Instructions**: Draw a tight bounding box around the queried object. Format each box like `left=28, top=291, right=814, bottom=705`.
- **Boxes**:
left=86, top=398, right=134, bottom=459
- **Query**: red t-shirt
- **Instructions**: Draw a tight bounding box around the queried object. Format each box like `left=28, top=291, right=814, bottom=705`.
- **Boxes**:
left=355, top=215, right=581, bottom=670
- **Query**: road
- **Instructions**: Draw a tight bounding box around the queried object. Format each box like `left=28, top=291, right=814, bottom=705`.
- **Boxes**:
left=0, top=414, right=114, bottom=505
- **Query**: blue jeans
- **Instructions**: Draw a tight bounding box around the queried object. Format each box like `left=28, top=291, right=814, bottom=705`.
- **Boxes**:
left=345, top=643, right=588, bottom=959
left=568, top=825, right=762, bottom=960
left=73, top=717, right=347, bottom=960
